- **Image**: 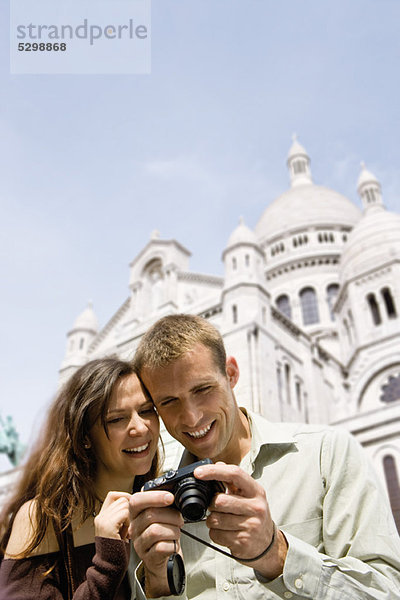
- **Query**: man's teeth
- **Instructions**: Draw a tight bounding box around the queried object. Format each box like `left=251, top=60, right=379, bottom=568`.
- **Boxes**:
left=187, top=423, right=213, bottom=439
left=123, top=443, right=149, bottom=453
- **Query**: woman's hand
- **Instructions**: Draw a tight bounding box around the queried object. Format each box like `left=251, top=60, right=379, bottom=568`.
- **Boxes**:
left=94, top=491, right=132, bottom=541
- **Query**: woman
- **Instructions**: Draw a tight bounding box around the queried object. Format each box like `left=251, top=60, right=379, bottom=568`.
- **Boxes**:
left=0, top=357, right=161, bottom=599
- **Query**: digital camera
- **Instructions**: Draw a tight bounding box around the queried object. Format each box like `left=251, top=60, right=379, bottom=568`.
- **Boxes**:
left=143, top=458, right=225, bottom=522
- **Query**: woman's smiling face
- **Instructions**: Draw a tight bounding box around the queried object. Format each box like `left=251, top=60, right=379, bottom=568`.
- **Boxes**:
left=90, top=373, right=159, bottom=490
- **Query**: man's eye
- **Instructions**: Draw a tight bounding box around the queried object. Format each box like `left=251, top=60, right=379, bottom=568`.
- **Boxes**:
left=198, top=386, right=212, bottom=393
left=160, top=398, right=176, bottom=407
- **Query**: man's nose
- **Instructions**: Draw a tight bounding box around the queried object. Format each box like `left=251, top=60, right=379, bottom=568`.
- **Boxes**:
left=180, top=401, right=203, bottom=428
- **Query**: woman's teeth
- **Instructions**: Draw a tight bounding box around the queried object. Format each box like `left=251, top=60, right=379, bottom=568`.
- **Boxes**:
left=187, top=422, right=213, bottom=439
left=123, top=443, right=149, bottom=453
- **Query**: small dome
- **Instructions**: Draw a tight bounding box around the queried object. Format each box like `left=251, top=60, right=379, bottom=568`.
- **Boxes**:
left=286, top=135, right=313, bottom=187
left=287, top=137, right=308, bottom=160
left=72, top=302, right=98, bottom=333
left=356, top=163, right=383, bottom=213
left=340, top=207, right=400, bottom=283
left=255, top=185, right=361, bottom=243
left=226, top=217, right=258, bottom=249
left=357, top=163, right=379, bottom=191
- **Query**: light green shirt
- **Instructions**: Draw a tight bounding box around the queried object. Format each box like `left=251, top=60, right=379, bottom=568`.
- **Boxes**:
left=135, top=411, right=400, bottom=599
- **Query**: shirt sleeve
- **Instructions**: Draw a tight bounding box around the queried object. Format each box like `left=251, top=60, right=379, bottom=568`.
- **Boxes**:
left=0, top=536, right=130, bottom=600
left=278, top=428, right=400, bottom=599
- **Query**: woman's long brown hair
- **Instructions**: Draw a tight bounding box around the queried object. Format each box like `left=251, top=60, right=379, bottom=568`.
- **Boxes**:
left=0, top=357, right=161, bottom=559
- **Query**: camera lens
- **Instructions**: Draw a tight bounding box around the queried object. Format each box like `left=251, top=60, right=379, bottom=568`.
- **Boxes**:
left=174, top=477, right=211, bottom=522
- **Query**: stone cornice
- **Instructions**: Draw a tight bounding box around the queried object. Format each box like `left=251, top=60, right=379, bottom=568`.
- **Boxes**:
left=67, top=327, right=97, bottom=337
left=222, top=281, right=270, bottom=299
left=271, top=306, right=303, bottom=339
left=177, top=271, right=223, bottom=286
left=198, top=304, right=223, bottom=319
left=266, top=254, right=340, bottom=280
left=221, top=241, right=264, bottom=260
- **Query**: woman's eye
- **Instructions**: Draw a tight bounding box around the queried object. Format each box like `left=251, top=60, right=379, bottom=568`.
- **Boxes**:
left=107, top=417, right=124, bottom=424
left=140, top=406, right=156, bottom=415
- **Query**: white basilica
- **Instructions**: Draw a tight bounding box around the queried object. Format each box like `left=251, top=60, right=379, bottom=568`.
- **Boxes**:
left=58, top=138, right=400, bottom=530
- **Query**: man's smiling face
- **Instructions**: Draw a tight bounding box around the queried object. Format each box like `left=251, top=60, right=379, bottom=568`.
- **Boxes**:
left=141, top=343, right=242, bottom=464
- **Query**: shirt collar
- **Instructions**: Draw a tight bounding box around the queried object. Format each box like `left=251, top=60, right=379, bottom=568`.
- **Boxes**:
left=178, top=408, right=297, bottom=470
left=241, top=408, right=297, bottom=475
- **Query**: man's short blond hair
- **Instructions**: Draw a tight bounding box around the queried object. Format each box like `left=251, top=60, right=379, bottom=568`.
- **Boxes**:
left=133, top=314, right=227, bottom=376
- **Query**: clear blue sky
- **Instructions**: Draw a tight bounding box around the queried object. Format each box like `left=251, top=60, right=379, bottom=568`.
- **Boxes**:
left=1, top=0, right=399, bottom=469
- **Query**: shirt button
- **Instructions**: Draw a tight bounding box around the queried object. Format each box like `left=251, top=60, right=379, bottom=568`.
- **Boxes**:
left=294, top=577, right=303, bottom=590
left=284, top=592, right=293, bottom=599
left=223, top=582, right=230, bottom=591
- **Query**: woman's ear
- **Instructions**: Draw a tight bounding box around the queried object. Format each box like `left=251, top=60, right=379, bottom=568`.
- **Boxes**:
left=225, top=356, right=239, bottom=388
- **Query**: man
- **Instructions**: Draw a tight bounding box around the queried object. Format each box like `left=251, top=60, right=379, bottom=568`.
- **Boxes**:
left=129, top=314, right=400, bottom=599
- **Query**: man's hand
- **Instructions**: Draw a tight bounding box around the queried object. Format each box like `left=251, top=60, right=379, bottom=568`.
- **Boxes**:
left=129, top=490, right=184, bottom=597
left=194, top=462, right=288, bottom=580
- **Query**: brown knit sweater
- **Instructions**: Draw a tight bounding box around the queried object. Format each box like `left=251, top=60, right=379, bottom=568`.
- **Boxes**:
left=0, top=537, right=131, bottom=599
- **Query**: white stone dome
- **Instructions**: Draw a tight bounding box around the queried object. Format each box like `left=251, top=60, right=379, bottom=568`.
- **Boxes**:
left=72, top=302, right=98, bottom=332
left=255, top=184, right=361, bottom=242
left=340, top=206, right=400, bottom=283
left=226, top=217, right=258, bottom=249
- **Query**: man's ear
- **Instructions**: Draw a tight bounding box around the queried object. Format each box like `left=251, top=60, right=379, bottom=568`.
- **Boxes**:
left=226, top=356, right=239, bottom=388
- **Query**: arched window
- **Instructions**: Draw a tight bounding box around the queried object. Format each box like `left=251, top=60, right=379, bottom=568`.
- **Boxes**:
left=383, top=455, right=400, bottom=533
left=326, top=283, right=339, bottom=321
left=245, top=254, right=250, bottom=267
left=367, top=293, right=381, bottom=325
left=232, top=257, right=237, bottom=270
left=284, top=363, right=291, bottom=404
left=295, top=380, right=302, bottom=410
left=365, top=189, right=376, bottom=204
left=144, top=258, right=165, bottom=312
left=276, top=294, right=292, bottom=319
left=232, top=304, right=238, bottom=324
left=293, top=160, right=306, bottom=174
left=380, top=374, right=400, bottom=403
left=276, top=365, right=283, bottom=403
left=381, top=287, right=397, bottom=319
left=79, top=338, right=84, bottom=350
left=300, top=287, right=320, bottom=325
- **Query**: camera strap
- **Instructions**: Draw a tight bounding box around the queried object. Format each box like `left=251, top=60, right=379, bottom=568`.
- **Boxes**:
left=181, top=520, right=276, bottom=563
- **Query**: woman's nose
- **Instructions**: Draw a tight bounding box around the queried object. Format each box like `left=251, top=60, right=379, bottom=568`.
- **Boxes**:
left=128, top=415, right=147, bottom=435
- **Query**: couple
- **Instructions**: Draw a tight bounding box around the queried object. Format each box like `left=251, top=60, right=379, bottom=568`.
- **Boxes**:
left=1, top=314, right=400, bottom=599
